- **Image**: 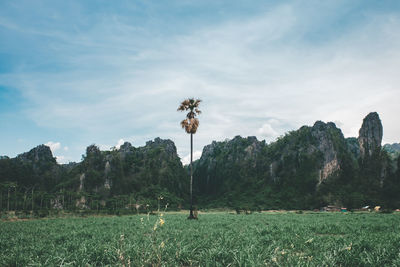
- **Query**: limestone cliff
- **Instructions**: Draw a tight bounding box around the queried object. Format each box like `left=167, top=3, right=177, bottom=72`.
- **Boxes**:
left=358, top=112, right=383, bottom=158
left=17, top=144, right=57, bottom=166
left=310, top=121, right=342, bottom=183
left=73, top=138, right=188, bottom=208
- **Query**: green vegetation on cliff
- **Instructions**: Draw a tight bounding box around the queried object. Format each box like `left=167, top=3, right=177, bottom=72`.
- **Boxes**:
left=0, top=138, right=188, bottom=213
left=1, top=112, right=399, bottom=213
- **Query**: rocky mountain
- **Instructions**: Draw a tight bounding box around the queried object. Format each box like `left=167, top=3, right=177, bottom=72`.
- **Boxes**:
left=358, top=112, right=383, bottom=158
left=0, top=138, right=188, bottom=211
left=0, top=145, right=61, bottom=192
left=17, top=144, right=56, bottom=164
left=194, top=120, right=355, bottom=209
left=72, top=137, right=189, bottom=209
left=194, top=112, right=398, bottom=209
left=1, top=112, right=399, bottom=211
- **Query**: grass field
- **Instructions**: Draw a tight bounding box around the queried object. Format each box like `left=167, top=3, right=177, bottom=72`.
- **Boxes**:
left=1, top=211, right=400, bottom=266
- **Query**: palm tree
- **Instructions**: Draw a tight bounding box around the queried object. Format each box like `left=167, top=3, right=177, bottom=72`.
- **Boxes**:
left=178, top=98, right=201, bottom=219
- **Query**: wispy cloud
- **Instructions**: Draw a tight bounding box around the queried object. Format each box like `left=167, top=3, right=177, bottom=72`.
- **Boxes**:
left=45, top=141, right=61, bottom=153
left=181, top=150, right=203, bottom=166
left=1, top=1, right=399, bottom=162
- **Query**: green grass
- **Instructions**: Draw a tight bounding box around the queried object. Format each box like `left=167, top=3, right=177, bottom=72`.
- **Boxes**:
left=1, top=212, right=400, bottom=266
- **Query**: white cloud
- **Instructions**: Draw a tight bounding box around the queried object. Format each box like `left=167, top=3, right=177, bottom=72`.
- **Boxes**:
left=55, top=156, right=65, bottom=163
left=64, top=146, right=69, bottom=151
left=116, top=139, right=125, bottom=149
left=258, top=123, right=279, bottom=139
left=181, top=150, right=202, bottom=166
left=98, top=144, right=112, bottom=151
left=55, top=155, right=74, bottom=164
left=98, top=139, right=126, bottom=151
left=45, top=141, right=61, bottom=153
left=55, top=155, right=70, bottom=164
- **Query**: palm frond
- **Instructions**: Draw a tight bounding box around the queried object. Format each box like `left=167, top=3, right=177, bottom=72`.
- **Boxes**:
left=178, top=98, right=201, bottom=134
left=194, top=99, right=201, bottom=107
left=182, top=99, right=190, bottom=106
left=180, top=119, right=188, bottom=129
left=190, top=118, right=199, bottom=133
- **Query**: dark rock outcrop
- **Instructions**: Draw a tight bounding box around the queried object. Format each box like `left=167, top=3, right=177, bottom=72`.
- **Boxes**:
left=119, top=141, right=133, bottom=153
left=17, top=144, right=56, bottom=164
left=383, top=143, right=400, bottom=153
left=358, top=112, right=383, bottom=158
left=145, top=137, right=177, bottom=157
left=73, top=137, right=188, bottom=208
left=346, top=137, right=360, bottom=158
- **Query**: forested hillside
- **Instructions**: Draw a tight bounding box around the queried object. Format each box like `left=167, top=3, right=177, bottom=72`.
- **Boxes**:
left=0, top=138, right=187, bottom=212
left=1, top=112, right=399, bottom=213
left=194, top=112, right=400, bottom=209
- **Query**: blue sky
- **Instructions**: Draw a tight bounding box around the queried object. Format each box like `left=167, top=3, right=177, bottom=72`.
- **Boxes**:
left=1, top=0, right=400, bottom=164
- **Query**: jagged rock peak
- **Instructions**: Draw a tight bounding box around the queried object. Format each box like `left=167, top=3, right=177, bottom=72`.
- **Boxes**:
left=358, top=112, right=383, bottom=158
left=312, top=120, right=337, bottom=131
left=201, top=141, right=218, bottom=158
left=17, top=144, right=55, bottom=163
left=247, top=136, right=258, bottom=143
left=119, top=142, right=133, bottom=152
left=145, top=137, right=177, bottom=155
left=199, top=136, right=262, bottom=163
left=146, top=137, right=170, bottom=146
left=86, top=144, right=101, bottom=155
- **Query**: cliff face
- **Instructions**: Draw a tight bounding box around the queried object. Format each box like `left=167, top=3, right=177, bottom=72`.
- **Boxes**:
left=310, top=121, right=344, bottom=183
left=17, top=145, right=58, bottom=173
left=0, top=145, right=60, bottom=191
left=74, top=138, right=188, bottom=208
left=193, top=120, right=356, bottom=208
left=194, top=136, right=265, bottom=198
left=0, top=112, right=398, bottom=210
left=358, top=112, right=383, bottom=158
left=17, top=145, right=55, bottom=163
left=0, top=138, right=189, bottom=209
left=192, top=112, right=400, bottom=209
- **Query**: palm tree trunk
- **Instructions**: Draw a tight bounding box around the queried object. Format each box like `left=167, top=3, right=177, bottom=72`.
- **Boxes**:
left=188, top=133, right=195, bottom=219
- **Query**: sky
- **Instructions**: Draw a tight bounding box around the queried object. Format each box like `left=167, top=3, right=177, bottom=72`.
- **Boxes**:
left=0, top=0, right=399, bottom=164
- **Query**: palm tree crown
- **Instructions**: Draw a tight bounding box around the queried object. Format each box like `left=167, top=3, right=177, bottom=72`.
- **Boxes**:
left=177, top=98, right=201, bottom=134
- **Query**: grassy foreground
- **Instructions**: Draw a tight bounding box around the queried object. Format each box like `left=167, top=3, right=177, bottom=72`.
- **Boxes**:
left=1, top=212, right=400, bottom=266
